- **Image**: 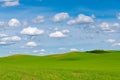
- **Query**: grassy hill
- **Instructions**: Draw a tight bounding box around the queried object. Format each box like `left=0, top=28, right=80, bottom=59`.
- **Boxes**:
left=0, top=50, right=120, bottom=80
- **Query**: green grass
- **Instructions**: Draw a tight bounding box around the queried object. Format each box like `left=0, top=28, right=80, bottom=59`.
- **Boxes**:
left=0, top=50, right=120, bottom=80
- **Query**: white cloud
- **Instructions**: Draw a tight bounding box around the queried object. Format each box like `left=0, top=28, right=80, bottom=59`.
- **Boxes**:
left=0, top=0, right=19, bottom=7
left=112, top=43, right=120, bottom=46
left=112, top=23, right=120, bottom=27
left=49, top=31, right=67, bottom=38
left=106, top=39, right=116, bottom=43
left=20, top=27, right=44, bottom=36
left=1, top=36, right=21, bottom=41
left=32, top=16, right=45, bottom=23
left=100, top=22, right=110, bottom=30
left=0, top=35, right=20, bottom=46
left=54, top=27, right=59, bottom=31
left=0, top=21, right=6, bottom=27
left=62, top=29, right=70, bottom=33
left=67, top=19, right=76, bottom=25
left=53, top=12, right=69, bottom=22
left=0, top=41, right=14, bottom=46
left=76, top=14, right=94, bottom=24
left=59, top=48, right=66, bottom=50
left=70, top=48, right=79, bottom=51
left=0, top=41, right=7, bottom=45
left=33, top=49, right=46, bottom=55
left=11, top=36, right=21, bottom=41
left=0, top=33, right=8, bottom=37
left=39, top=49, right=46, bottom=53
left=67, top=14, right=94, bottom=25
left=1, top=37, right=9, bottom=41
left=100, top=22, right=116, bottom=32
left=33, top=49, right=46, bottom=53
left=26, top=42, right=38, bottom=47
left=8, top=18, right=21, bottom=27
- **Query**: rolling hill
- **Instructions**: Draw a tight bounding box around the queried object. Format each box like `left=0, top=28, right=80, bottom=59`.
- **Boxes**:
left=0, top=50, right=120, bottom=80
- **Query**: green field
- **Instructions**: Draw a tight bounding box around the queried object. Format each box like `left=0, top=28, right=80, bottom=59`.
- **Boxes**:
left=0, top=50, right=120, bottom=80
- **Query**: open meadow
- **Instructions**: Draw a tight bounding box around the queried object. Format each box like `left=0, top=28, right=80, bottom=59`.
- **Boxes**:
left=0, top=50, right=120, bottom=80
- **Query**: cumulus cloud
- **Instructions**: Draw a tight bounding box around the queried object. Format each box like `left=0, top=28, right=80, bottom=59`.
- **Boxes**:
left=58, top=48, right=66, bottom=50
left=20, top=27, right=44, bottom=36
left=112, top=23, right=120, bottom=27
left=106, top=39, right=116, bottom=43
left=1, top=36, right=21, bottom=41
left=0, top=35, right=21, bottom=46
left=100, top=22, right=110, bottom=30
left=0, top=41, right=14, bottom=46
left=32, top=16, right=45, bottom=23
left=0, top=42, right=8, bottom=45
left=112, top=43, right=120, bottom=46
left=0, top=41, right=7, bottom=45
left=70, top=48, right=79, bottom=51
left=26, top=41, right=39, bottom=47
left=0, top=0, right=19, bottom=7
left=54, top=27, right=59, bottom=31
left=33, top=49, right=46, bottom=55
left=62, top=29, right=70, bottom=33
left=67, top=14, right=94, bottom=25
left=100, top=22, right=115, bottom=32
left=53, top=12, right=69, bottom=22
left=10, top=36, right=21, bottom=41
left=76, top=14, right=94, bottom=24
left=67, top=19, right=76, bottom=25
left=0, top=21, right=6, bottom=27
left=8, top=18, right=21, bottom=27
left=0, top=33, right=8, bottom=37
left=49, top=31, right=67, bottom=38
left=33, top=49, right=46, bottom=53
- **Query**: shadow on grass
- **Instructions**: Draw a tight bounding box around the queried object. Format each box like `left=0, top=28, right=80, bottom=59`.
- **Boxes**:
left=86, top=50, right=110, bottom=54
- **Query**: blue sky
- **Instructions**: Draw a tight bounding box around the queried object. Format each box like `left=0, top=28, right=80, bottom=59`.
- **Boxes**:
left=0, top=0, right=120, bottom=56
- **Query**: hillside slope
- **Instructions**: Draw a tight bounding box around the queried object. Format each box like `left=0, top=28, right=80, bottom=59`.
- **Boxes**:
left=0, top=50, right=120, bottom=80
